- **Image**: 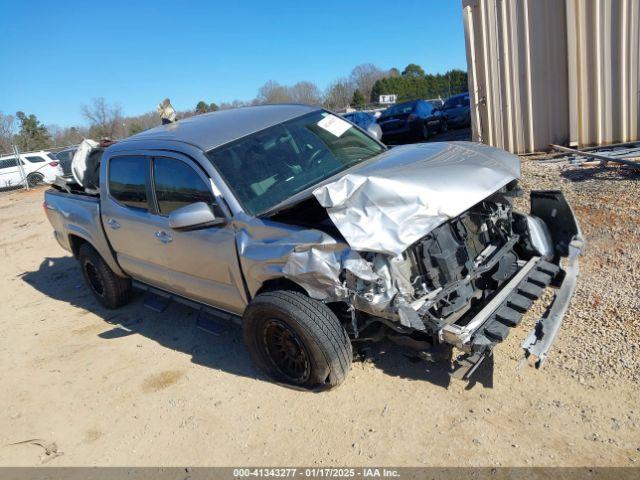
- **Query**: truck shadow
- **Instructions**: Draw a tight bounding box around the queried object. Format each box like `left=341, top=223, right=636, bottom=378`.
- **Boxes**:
left=21, top=255, right=493, bottom=391
left=21, top=256, right=262, bottom=384
left=361, top=342, right=494, bottom=390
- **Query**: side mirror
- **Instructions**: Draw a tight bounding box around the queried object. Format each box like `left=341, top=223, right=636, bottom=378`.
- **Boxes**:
left=168, top=202, right=224, bottom=230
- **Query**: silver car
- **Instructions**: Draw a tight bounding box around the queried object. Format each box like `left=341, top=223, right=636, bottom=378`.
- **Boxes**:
left=44, top=105, right=583, bottom=390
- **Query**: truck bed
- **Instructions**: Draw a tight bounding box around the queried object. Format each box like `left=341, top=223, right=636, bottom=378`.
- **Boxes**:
left=44, top=188, right=124, bottom=277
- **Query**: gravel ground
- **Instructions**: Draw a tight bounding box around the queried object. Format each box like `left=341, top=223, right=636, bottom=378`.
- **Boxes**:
left=514, top=156, right=640, bottom=384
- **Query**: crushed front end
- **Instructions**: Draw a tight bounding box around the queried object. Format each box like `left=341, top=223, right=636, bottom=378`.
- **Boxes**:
left=343, top=187, right=583, bottom=377
left=254, top=142, right=584, bottom=378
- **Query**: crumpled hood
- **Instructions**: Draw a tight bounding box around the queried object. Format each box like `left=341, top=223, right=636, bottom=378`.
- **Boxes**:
left=312, top=141, right=520, bottom=256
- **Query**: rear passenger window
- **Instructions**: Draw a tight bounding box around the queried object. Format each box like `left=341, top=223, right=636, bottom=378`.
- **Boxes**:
left=153, top=157, right=214, bottom=215
left=109, top=156, right=148, bottom=210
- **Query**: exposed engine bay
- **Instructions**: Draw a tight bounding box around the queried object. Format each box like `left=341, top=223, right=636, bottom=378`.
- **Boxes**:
left=265, top=180, right=582, bottom=375
left=346, top=187, right=521, bottom=329
left=406, top=192, right=519, bottom=329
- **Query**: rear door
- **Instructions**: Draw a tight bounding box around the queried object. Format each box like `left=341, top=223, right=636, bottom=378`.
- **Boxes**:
left=101, top=155, right=173, bottom=288
left=24, top=154, right=57, bottom=181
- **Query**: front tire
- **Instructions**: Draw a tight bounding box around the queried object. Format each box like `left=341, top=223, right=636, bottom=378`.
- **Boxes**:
left=242, top=290, right=352, bottom=390
left=440, top=119, right=449, bottom=133
left=78, top=244, right=132, bottom=309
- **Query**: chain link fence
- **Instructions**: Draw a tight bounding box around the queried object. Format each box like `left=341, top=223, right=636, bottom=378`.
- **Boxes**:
left=0, top=143, right=77, bottom=196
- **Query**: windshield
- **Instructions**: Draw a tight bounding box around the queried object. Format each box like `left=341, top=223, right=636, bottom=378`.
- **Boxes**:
left=206, top=110, right=385, bottom=215
left=380, top=102, right=416, bottom=118
left=444, top=94, right=470, bottom=109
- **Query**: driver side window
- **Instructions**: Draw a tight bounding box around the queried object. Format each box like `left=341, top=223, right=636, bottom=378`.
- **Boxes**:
left=152, top=157, right=215, bottom=216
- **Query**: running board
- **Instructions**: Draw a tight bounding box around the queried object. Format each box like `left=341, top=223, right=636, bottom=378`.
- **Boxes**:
left=133, top=280, right=242, bottom=326
left=143, top=292, right=170, bottom=312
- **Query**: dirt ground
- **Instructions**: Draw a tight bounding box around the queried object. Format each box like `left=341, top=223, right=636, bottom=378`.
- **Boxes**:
left=0, top=156, right=639, bottom=467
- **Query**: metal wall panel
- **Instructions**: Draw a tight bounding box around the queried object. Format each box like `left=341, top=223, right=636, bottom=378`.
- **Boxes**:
left=463, top=0, right=640, bottom=153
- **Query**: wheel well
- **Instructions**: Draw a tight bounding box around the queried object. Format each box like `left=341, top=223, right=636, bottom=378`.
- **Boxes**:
left=256, top=278, right=352, bottom=326
left=256, top=278, right=307, bottom=296
left=68, top=234, right=89, bottom=258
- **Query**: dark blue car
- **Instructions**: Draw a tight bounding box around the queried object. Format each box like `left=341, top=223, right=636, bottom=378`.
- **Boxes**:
left=442, top=92, right=471, bottom=128
left=378, top=100, right=447, bottom=143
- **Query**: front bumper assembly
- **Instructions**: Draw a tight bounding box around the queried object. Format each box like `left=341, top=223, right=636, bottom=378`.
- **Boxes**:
left=440, top=191, right=584, bottom=376
left=521, top=236, right=583, bottom=367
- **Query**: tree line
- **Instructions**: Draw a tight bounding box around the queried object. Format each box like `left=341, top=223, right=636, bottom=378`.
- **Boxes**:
left=0, top=62, right=466, bottom=154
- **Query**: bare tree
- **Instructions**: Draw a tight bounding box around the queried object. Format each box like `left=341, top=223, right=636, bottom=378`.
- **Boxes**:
left=216, top=99, right=250, bottom=110
left=289, top=81, right=322, bottom=105
left=46, top=124, right=89, bottom=148
left=0, top=112, right=15, bottom=154
left=257, top=80, right=293, bottom=104
left=323, top=78, right=355, bottom=111
left=81, top=97, right=123, bottom=139
left=121, top=111, right=161, bottom=136
left=349, top=63, right=385, bottom=104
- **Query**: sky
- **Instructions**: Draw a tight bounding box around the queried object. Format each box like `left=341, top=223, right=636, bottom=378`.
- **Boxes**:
left=0, top=0, right=467, bottom=128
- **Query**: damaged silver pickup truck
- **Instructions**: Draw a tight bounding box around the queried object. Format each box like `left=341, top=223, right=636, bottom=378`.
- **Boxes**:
left=44, top=105, right=583, bottom=389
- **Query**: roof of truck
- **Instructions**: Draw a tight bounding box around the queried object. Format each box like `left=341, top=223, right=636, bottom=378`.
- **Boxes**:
left=125, top=104, right=321, bottom=151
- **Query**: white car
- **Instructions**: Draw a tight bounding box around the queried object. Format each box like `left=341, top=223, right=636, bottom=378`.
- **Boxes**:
left=0, top=151, right=63, bottom=188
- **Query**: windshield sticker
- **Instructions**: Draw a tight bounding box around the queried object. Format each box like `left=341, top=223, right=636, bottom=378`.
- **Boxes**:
left=317, top=114, right=352, bottom=137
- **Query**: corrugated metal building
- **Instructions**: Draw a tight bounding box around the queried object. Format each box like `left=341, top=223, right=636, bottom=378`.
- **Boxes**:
left=463, top=0, right=640, bottom=153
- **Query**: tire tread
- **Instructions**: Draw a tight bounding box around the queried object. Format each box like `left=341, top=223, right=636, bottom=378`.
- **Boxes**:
left=243, top=290, right=352, bottom=389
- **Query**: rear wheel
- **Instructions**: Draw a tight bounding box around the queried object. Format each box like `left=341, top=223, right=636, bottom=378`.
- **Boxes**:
left=78, top=244, right=132, bottom=309
left=26, top=172, right=44, bottom=187
left=242, top=290, right=352, bottom=390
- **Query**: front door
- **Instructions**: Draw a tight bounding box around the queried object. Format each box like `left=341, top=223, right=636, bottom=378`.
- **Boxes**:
left=147, top=154, right=247, bottom=313
left=102, top=152, right=247, bottom=314
left=0, top=157, right=25, bottom=188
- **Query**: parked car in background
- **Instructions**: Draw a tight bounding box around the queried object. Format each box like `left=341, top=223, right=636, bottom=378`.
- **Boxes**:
left=0, top=151, right=63, bottom=188
left=53, top=146, right=78, bottom=176
left=378, top=100, right=447, bottom=143
left=442, top=92, right=471, bottom=128
left=342, top=111, right=383, bottom=141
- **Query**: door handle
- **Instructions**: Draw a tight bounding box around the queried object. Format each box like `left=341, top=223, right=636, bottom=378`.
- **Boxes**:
left=154, top=230, right=173, bottom=244
left=106, top=218, right=121, bottom=230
